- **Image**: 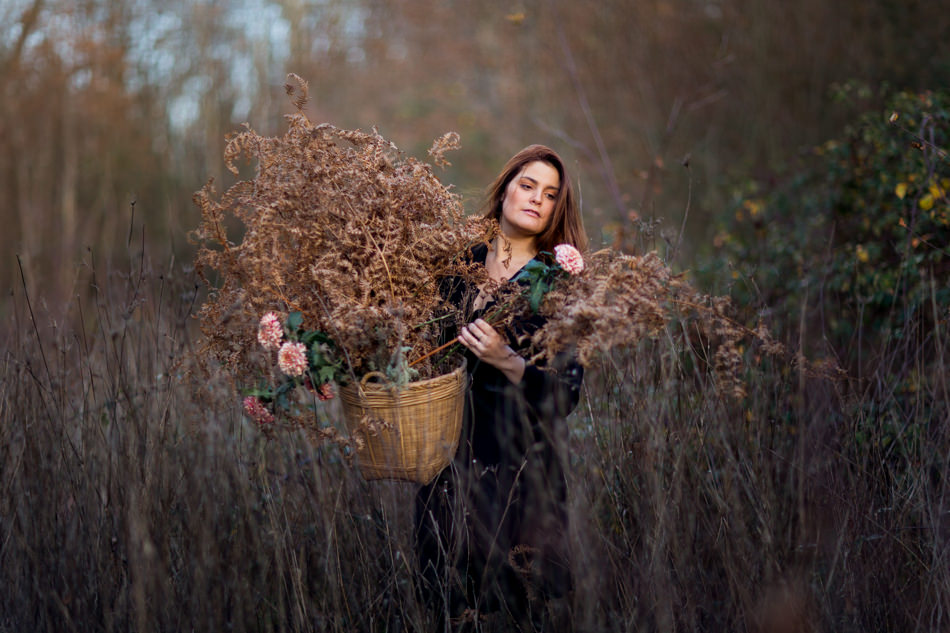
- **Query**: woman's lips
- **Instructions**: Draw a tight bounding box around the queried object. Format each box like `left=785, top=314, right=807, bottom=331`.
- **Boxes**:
left=523, top=208, right=540, bottom=218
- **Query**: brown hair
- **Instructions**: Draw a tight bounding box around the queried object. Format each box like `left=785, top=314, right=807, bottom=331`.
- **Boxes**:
left=481, top=144, right=588, bottom=253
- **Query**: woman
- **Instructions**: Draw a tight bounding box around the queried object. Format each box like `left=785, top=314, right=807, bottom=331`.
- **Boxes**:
left=415, top=145, right=587, bottom=628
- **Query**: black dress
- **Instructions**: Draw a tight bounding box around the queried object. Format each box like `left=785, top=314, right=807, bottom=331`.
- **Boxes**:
left=415, top=243, right=584, bottom=619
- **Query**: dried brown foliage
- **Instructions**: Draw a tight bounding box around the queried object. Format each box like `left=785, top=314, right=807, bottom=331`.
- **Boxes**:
left=190, top=79, right=829, bottom=403
left=192, top=85, right=489, bottom=384
left=514, top=249, right=807, bottom=399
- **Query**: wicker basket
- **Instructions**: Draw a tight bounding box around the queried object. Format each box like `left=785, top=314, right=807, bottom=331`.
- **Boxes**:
left=340, top=361, right=467, bottom=484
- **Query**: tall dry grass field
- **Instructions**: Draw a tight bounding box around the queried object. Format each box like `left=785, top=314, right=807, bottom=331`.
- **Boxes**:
left=1, top=241, right=948, bottom=631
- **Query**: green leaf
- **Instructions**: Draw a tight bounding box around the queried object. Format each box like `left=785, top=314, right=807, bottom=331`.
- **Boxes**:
left=309, top=346, right=324, bottom=367
left=286, top=311, right=303, bottom=333
left=318, top=365, right=337, bottom=384
left=528, top=280, right=549, bottom=312
left=243, top=387, right=274, bottom=400
left=516, top=259, right=550, bottom=284
left=301, top=330, right=333, bottom=346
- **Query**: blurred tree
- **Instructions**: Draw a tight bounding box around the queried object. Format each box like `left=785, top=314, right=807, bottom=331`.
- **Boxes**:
left=0, top=0, right=263, bottom=308
left=1, top=0, right=172, bottom=306
left=273, top=0, right=950, bottom=256
left=2, top=0, right=949, bottom=313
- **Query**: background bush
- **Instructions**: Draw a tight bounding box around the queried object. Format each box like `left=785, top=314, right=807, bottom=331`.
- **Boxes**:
left=707, top=86, right=949, bottom=375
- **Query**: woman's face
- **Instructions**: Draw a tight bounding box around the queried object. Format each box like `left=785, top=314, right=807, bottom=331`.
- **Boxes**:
left=499, top=160, right=560, bottom=243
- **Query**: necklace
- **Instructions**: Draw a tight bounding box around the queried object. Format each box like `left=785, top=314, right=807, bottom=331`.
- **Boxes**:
left=473, top=245, right=537, bottom=311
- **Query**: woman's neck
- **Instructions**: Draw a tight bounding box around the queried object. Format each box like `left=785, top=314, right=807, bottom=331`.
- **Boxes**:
left=486, top=235, right=537, bottom=282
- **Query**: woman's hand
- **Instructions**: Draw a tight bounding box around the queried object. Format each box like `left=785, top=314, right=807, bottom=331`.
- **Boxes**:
left=457, top=318, right=525, bottom=384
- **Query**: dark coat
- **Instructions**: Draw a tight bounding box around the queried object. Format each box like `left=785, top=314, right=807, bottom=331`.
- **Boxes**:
left=415, top=243, right=583, bottom=616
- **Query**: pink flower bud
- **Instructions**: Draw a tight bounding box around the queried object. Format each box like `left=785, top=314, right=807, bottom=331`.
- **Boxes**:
left=243, top=396, right=275, bottom=425
left=317, top=382, right=335, bottom=401
left=257, top=312, right=284, bottom=351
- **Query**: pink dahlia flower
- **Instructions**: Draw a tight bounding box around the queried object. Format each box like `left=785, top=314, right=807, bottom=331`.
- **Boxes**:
left=243, top=396, right=275, bottom=425
left=257, top=312, right=283, bottom=351
left=317, top=382, right=335, bottom=401
left=305, top=377, right=335, bottom=401
left=278, top=341, right=309, bottom=376
left=554, top=244, right=584, bottom=275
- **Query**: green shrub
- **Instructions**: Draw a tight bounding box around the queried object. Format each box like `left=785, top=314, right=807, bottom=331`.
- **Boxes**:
left=707, top=87, right=950, bottom=372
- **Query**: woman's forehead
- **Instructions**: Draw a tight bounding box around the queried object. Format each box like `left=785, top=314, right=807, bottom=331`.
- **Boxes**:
left=514, top=161, right=560, bottom=188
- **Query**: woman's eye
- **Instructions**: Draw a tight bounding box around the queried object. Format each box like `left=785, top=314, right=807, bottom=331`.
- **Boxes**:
left=521, top=184, right=531, bottom=190
left=546, top=193, right=556, bottom=200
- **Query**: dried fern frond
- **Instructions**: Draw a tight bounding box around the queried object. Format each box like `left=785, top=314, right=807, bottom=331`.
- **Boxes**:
left=284, top=72, right=309, bottom=112
left=428, top=131, right=461, bottom=168
left=192, top=94, right=489, bottom=385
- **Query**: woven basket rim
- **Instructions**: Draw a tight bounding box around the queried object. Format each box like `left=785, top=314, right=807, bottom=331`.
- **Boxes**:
left=343, top=360, right=467, bottom=398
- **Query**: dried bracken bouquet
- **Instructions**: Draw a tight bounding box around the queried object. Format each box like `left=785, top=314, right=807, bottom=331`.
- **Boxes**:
left=192, top=75, right=487, bottom=391
left=494, top=248, right=829, bottom=399
left=527, top=250, right=677, bottom=367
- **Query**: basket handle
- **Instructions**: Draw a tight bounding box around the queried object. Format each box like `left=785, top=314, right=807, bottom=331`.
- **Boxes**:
left=356, top=371, right=390, bottom=397
left=360, top=371, right=389, bottom=386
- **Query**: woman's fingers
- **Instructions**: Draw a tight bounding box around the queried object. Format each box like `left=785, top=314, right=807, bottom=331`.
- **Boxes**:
left=458, top=319, right=502, bottom=357
left=457, top=323, right=481, bottom=352
left=470, top=320, right=497, bottom=345
left=457, top=319, right=524, bottom=381
left=470, top=318, right=494, bottom=336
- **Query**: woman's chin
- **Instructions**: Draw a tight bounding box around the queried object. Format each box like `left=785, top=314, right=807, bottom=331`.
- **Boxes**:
left=500, top=220, right=544, bottom=241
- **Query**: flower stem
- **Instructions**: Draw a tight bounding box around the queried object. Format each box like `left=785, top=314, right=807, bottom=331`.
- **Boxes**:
left=412, top=313, right=454, bottom=329
left=408, top=302, right=510, bottom=367
left=408, top=339, right=458, bottom=367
